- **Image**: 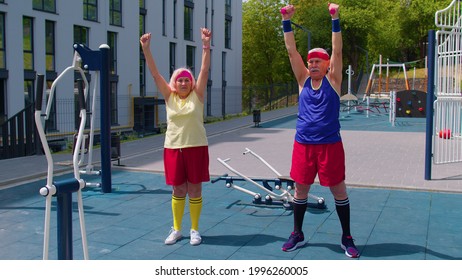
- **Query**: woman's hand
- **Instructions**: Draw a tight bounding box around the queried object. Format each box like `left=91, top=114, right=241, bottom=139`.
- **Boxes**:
left=140, top=33, right=151, bottom=50
left=201, top=28, right=212, bottom=47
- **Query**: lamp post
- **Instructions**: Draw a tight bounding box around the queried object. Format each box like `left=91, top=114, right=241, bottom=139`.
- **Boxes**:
left=291, top=21, right=311, bottom=52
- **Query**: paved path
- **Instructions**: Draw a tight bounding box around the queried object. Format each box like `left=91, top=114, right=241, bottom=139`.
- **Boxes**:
left=3, top=106, right=462, bottom=193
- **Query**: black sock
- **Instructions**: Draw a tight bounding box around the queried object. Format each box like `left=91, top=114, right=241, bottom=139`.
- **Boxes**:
left=335, top=198, right=351, bottom=236
left=292, top=198, right=308, bottom=233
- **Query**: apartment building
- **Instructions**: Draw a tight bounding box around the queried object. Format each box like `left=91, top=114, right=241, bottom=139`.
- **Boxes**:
left=0, top=0, right=242, bottom=142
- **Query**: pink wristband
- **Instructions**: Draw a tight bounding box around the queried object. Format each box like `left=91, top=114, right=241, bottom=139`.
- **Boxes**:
left=203, top=45, right=210, bottom=49
left=280, top=7, right=287, bottom=15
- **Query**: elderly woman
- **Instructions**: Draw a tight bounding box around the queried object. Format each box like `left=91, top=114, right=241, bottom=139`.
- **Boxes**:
left=140, top=28, right=212, bottom=246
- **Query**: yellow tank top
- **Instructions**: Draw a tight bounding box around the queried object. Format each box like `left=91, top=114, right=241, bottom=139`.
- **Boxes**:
left=164, top=91, right=208, bottom=148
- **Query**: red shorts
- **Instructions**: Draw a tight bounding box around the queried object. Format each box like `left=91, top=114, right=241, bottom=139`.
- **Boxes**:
left=164, top=146, right=210, bottom=186
left=290, top=140, right=345, bottom=187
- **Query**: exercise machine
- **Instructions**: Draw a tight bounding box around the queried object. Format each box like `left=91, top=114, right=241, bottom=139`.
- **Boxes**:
left=213, top=148, right=325, bottom=210
left=34, top=55, right=90, bottom=259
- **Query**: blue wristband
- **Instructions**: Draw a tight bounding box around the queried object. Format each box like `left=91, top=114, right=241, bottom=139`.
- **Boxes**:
left=332, top=18, right=341, bottom=32
left=282, top=20, right=292, bottom=33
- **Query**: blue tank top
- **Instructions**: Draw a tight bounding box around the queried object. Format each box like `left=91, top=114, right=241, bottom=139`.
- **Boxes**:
left=295, top=76, right=341, bottom=144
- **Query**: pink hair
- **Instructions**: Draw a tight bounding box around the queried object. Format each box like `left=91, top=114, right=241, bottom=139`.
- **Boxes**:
left=169, top=68, right=196, bottom=92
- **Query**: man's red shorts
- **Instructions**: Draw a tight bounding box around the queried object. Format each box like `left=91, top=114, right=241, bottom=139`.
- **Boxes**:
left=290, top=140, right=345, bottom=187
left=164, top=146, right=210, bottom=186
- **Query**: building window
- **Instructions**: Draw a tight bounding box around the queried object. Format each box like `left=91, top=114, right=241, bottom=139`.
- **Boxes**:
left=225, top=18, right=231, bottom=49
left=0, top=12, right=4, bottom=123
left=0, top=13, right=5, bottom=69
left=222, top=51, right=226, bottom=82
left=74, top=25, right=89, bottom=70
left=83, top=0, right=98, bottom=22
left=24, top=80, right=34, bottom=107
left=139, top=10, right=145, bottom=37
left=74, top=80, right=86, bottom=130
left=139, top=56, right=145, bottom=97
left=162, top=0, right=166, bottom=36
left=107, top=32, right=118, bottom=125
left=205, top=0, right=208, bottom=28
left=173, top=0, right=177, bottom=38
left=225, top=0, right=231, bottom=49
left=110, top=0, right=122, bottom=26
left=225, top=0, right=231, bottom=16
left=74, top=25, right=89, bottom=46
left=139, top=1, right=146, bottom=97
left=23, top=17, right=34, bottom=71
left=107, top=32, right=117, bottom=75
left=186, top=45, right=195, bottom=75
left=45, top=81, right=57, bottom=132
left=169, top=42, right=176, bottom=77
left=211, top=0, right=214, bottom=46
left=33, top=0, right=56, bottom=13
left=221, top=51, right=226, bottom=117
left=110, top=81, right=118, bottom=125
left=0, top=0, right=5, bottom=4
left=184, top=1, right=194, bottom=41
left=45, top=20, right=55, bottom=72
left=0, top=79, right=5, bottom=125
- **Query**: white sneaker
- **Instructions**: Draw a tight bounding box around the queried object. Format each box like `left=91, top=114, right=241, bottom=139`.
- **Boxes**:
left=190, top=229, right=202, bottom=245
left=165, top=227, right=182, bottom=245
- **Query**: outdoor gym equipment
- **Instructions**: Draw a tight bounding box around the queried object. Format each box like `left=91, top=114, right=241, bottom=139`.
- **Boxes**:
left=76, top=69, right=101, bottom=187
left=35, top=70, right=89, bottom=260
left=74, top=43, right=112, bottom=193
left=212, top=148, right=325, bottom=209
left=340, top=65, right=359, bottom=113
left=49, top=51, right=102, bottom=188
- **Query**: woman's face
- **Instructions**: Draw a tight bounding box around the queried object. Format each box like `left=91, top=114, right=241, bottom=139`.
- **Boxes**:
left=176, top=77, right=192, bottom=95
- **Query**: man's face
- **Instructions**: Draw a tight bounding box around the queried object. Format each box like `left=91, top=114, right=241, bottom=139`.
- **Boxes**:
left=307, top=58, right=329, bottom=79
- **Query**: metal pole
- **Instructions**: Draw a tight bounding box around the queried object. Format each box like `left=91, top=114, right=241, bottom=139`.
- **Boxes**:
left=55, top=178, right=81, bottom=260
left=291, top=22, right=311, bottom=53
left=425, top=30, right=436, bottom=180
left=57, top=192, right=73, bottom=260
left=99, top=44, right=112, bottom=192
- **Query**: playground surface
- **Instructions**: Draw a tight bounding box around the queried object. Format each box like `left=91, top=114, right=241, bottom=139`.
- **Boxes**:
left=1, top=105, right=462, bottom=261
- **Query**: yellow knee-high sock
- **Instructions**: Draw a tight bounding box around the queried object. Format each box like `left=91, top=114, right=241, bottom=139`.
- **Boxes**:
left=172, top=195, right=186, bottom=231
left=189, top=197, right=202, bottom=231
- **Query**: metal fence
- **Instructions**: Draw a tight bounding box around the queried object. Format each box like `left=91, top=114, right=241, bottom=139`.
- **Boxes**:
left=433, top=0, right=462, bottom=165
left=0, top=104, right=38, bottom=159
left=243, top=82, right=299, bottom=113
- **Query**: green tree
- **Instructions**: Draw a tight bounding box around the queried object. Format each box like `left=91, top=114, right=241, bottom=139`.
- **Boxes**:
left=242, top=0, right=292, bottom=108
left=396, top=0, right=453, bottom=64
left=242, top=0, right=455, bottom=96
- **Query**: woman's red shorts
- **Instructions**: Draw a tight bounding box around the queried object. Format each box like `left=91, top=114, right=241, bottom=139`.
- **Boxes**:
left=164, top=146, right=210, bottom=186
